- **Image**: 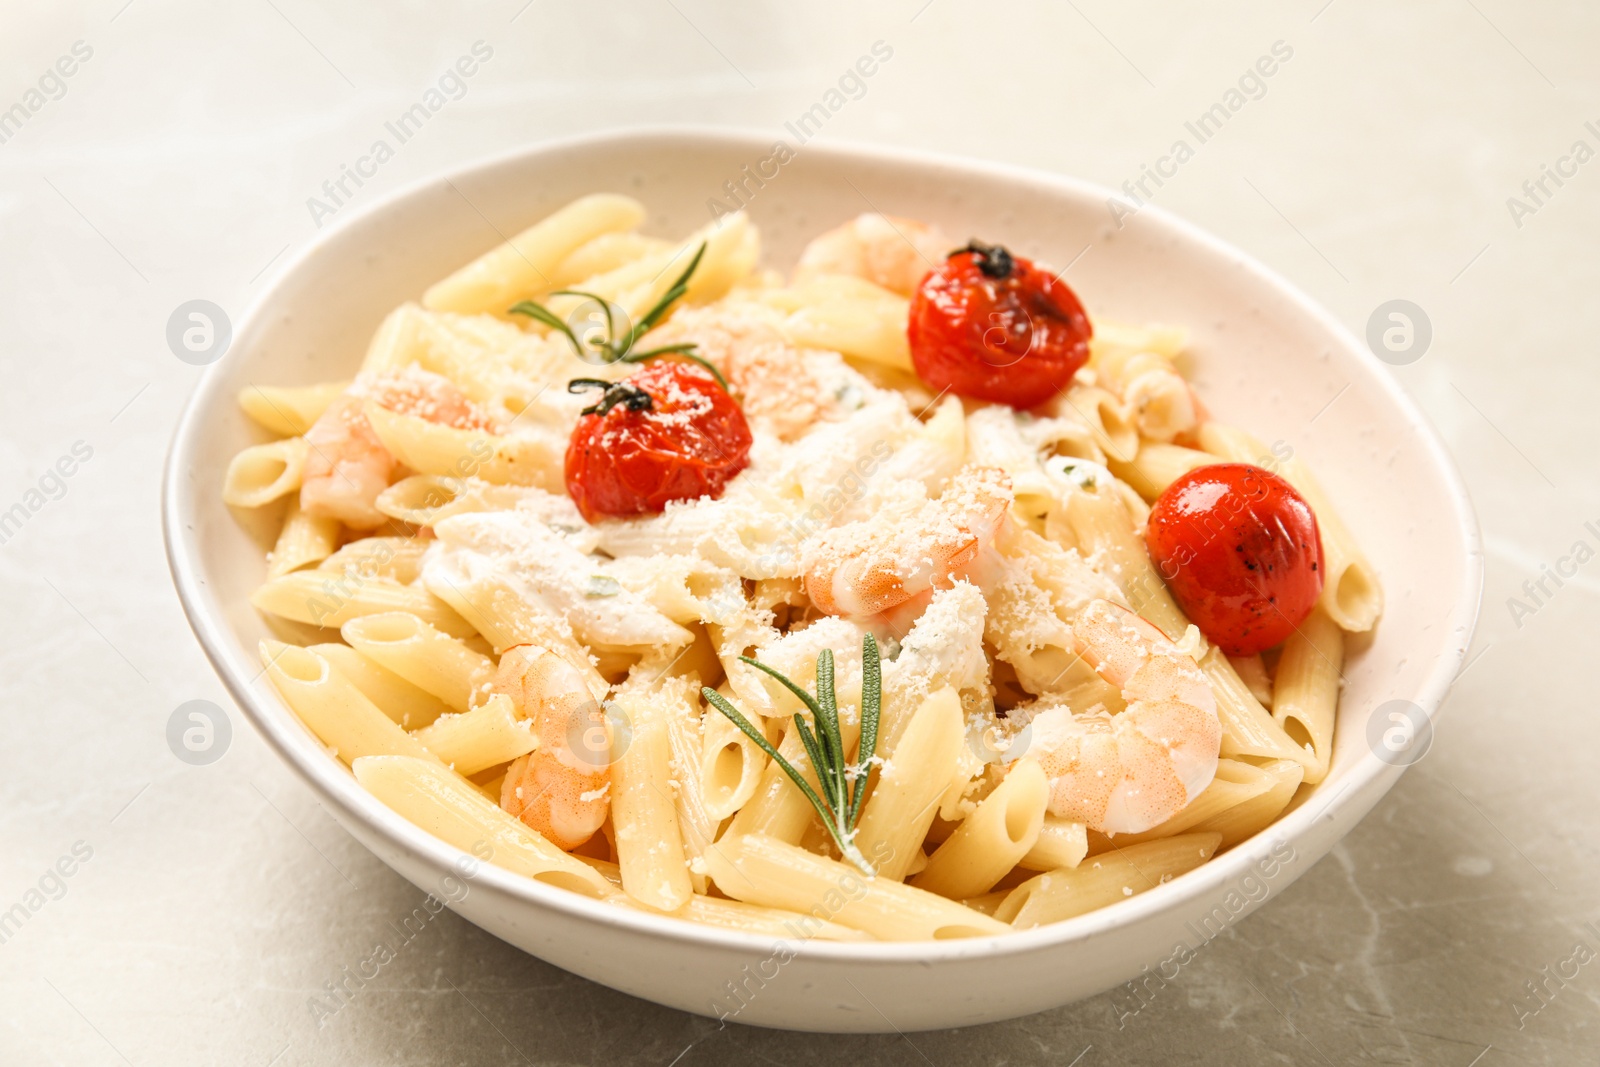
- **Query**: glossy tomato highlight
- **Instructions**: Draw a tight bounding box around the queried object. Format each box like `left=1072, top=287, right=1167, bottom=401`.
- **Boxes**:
left=1145, top=463, right=1323, bottom=656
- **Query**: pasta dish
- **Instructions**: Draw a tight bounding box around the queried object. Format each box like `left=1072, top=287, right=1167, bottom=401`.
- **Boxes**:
left=223, top=195, right=1380, bottom=941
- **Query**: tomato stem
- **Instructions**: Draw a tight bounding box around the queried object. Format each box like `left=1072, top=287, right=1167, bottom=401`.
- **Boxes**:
left=568, top=378, right=654, bottom=417
left=958, top=239, right=1015, bottom=279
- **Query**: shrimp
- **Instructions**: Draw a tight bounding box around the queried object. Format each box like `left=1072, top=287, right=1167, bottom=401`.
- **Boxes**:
left=1028, top=599, right=1220, bottom=835
left=300, top=366, right=497, bottom=529
left=801, top=466, right=1012, bottom=619
left=792, top=213, right=954, bottom=297
left=494, top=644, right=611, bottom=850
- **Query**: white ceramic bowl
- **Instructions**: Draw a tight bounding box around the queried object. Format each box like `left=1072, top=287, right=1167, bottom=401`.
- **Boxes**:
left=163, top=128, right=1483, bottom=1033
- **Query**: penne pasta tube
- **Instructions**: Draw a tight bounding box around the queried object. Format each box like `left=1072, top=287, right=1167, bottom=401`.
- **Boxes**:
left=411, top=694, right=538, bottom=775
left=722, top=705, right=856, bottom=846
left=653, top=675, right=717, bottom=894
left=1197, top=422, right=1381, bottom=632
left=223, top=438, right=307, bottom=508
left=1093, top=321, right=1188, bottom=360
left=852, top=687, right=965, bottom=882
left=423, top=193, right=647, bottom=315
left=1189, top=759, right=1304, bottom=848
left=309, top=642, right=453, bottom=730
left=364, top=403, right=563, bottom=491
left=610, top=689, right=694, bottom=912
left=251, top=571, right=475, bottom=637
left=353, top=754, right=612, bottom=898
left=545, top=212, right=753, bottom=327
left=260, top=641, right=443, bottom=765
left=705, top=833, right=1010, bottom=940
left=1047, top=383, right=1138, bottom=463
left=699, top=705, right=768, bottom=822
left=237, top=381, right=349, bottom=436
left=266, top=497, right=340, bottom=578
left=1089, top=325, right=1196, bottom=442
left=1229, top=652, right=1274, bottom=710
left=1018, top=814, right=1089, bottom=872
left=1106, top=442, right=1216, bottom=501
left=1085, top=758, right=1275, bottom=851
left=1269, top=608, right=1343, bottom=784
left=778, top=276, right=914, bottom=371
left=1203, top=647, right=1318, bottom=771
left=1063, top=485, right=1189, bottom=637
left=422, top=569, right=608, bottom=700
left=340, top=611, right=495, bottom=712
left=912, top=759, right=1048, bottom=900
left=995, top=833, right=1222, bottom=928
left=550, top=231, right=671, bottom=289
left=319, top=536, right=431, bottom=585
left=374, top=474, right=528, bottom=527
left=360, top=303, right=428, bottom=374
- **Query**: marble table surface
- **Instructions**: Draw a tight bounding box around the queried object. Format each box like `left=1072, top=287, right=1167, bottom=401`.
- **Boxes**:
left=2, top=1, right=1596, bottom=1063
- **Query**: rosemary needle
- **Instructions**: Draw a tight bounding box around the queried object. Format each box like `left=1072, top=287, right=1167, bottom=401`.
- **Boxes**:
left=702, top=634, right=883, bottom=875
left=508, top=241, right=730, bottom=390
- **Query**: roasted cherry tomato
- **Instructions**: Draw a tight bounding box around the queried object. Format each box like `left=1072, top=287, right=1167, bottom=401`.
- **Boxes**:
left=907, top=240, right=1092, bottom=408
left=564, top=361, right=751, bottom=523
left=1145, top=463, right=1323, bottom=656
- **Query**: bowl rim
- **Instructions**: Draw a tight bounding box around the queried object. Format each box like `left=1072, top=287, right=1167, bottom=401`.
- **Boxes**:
left=162, top=124, right=1485, bottom=964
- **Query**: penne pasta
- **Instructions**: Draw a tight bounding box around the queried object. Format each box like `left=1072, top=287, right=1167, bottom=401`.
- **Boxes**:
left=309, top=642, right=452, bottom=730
left=260, top=641, right=443, bottom=765
left=606, top=890, right=873, bottom=942
left=610, top=685, right=694, bottom=911
left=996, top=833, right=1222, bottom=928
left=705, top=833, right=1009, bottom=940
left=654, top=674, right=718, bottom=894
left=1189, top=759, right=1304, bottom=848
left=1018, top=814, right=1089, bottom=872
left=373, top=474, right=528, bottom=528
left=340, top=611, right=495, bottom=712
left=1270, top=608, right=1343, bottom=784
left=776, top=275, right=914, bottom=371
left=1089, top=324, right=1196, bottom=442
left=222, top=437, right=307, bottom=508
left=353, top=754, right=612, bottom=898
left=699, top=705, right=768, bottom=822
left=364, top=402, right=563, bottom=491
left=237, top=381, right=349, bottom=436
left=1106, top=442, right=1216, bottom=501
left=423, top=193, right=647, bottom=315
left=319, top=536, right=431, bottom=585
left=852, top=687, right=965, bottom=882
left=411, top=693, right=538, bottom=775
left=360, top=303, right=429, bottom=375
left=251, top=571, right=475, bottom=637
left=266, top=496, right=340, bottom=578
left=912, top=759, right=1047, bottom=899
left=550, top=231, right=672, bottom=289
left=1085, top=758, right=1275, bottom=851
left=1046, top=383, right=1138, bottom=463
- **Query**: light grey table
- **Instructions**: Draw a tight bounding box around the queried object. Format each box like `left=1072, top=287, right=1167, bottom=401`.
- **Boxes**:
left=2, top=1, right=1594, bottom=1063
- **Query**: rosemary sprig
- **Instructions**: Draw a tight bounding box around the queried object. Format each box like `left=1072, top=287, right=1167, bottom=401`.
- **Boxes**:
left=508, top=242, right=730, bottom=390
left=702, top=634, right=883, bottom=875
